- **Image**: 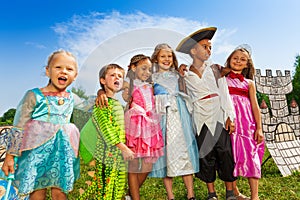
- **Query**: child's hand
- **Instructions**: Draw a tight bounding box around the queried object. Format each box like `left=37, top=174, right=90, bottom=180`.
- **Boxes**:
left=95, top=89, right=108, bottom=108
left=122, top=87, right=130, bottom=102
left=2, top=154, right=15, bottom=176
left=116, top=142, right=135, bottom=160
left=225, top=117, right=235, bottom=134
left=254, top=129, right=264, bottom=144
left=178, top=64, right=188, bottom=76
left=122, top=148, right=135, bottom=161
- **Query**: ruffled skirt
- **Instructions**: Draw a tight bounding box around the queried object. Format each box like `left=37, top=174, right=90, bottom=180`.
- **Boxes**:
left=14, top=129, right=80, bottom=196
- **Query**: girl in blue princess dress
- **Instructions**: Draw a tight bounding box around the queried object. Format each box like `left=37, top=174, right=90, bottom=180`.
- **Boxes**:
left=149, top=43, right=199, bottom=200
left=1, top=50, right=80, bottom=200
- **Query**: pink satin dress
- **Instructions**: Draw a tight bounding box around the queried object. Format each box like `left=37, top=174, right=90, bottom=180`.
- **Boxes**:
left=226, top=75, right=265, bottom=178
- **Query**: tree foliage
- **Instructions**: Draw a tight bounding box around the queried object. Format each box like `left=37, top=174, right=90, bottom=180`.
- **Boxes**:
left=257, top=92, right=270, bottom=108
left=72, top=86, right=88, bottom=100
left=0, top=108, right=16, bottom=125
left=287, top=54, right=300, bottom=106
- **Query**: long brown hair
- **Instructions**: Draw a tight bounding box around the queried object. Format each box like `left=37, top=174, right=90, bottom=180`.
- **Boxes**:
left=223, top=48, right=255, bottom=80
left=126, top=54, right=151, bottom=100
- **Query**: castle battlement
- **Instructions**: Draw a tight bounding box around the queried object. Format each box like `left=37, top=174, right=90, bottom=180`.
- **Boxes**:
left=256, top=69, right=300, bottom=176
left=255, top=69, right=293, bottom=94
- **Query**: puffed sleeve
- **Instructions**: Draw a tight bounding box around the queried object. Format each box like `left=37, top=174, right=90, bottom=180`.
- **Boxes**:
left=7, top=90, right=36, bottom=155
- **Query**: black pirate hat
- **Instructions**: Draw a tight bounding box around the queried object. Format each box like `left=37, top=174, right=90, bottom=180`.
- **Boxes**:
left=176, top=27, right=217, bottom=54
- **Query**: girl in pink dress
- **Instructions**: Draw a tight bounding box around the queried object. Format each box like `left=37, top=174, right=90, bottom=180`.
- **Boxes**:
left=223, top=44, right=265, bottom=200
left=124, top=54, right=164, bottom=200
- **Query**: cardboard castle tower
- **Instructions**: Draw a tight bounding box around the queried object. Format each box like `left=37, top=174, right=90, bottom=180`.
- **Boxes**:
left=255, top=69, right=300, bottom=176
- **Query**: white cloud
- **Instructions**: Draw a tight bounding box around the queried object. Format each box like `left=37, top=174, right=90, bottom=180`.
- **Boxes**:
left=25, top=41, right=46, bottom=49
left=52, top=11, right=210, bottom=64
left=213, top=28, right=237, bottom=54
left=52, top=11, right=236, bottom=97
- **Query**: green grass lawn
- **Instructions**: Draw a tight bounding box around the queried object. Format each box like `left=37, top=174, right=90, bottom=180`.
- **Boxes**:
left=68, top=148, right=300, bottom=200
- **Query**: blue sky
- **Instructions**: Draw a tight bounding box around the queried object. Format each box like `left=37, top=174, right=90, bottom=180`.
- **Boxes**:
left=1, top=0, right=300, bottom=116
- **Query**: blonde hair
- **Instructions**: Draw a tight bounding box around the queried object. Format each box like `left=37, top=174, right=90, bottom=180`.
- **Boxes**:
left=46, top=49, right=78, bottom=84
left=150, top=43, right=178, bottom=72
left=47, top=49, right=77, bottom=69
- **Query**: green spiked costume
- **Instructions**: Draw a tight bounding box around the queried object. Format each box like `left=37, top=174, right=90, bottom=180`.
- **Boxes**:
left=79, top=98, right=127, bottom=200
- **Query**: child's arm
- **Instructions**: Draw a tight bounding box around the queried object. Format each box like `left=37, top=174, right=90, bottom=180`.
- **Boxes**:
left=121, top=81, right=130, bottom=102
left=95, top=80, right=130, bottom=108
left=249, top=80, right=264, bottom=144
left=116, top=142, right=134, bottom=160
left=2, top=90, right=36, bottom=175
left=225, top=117, right=235, bottom=134
left=95, top=89, right=108, bottom=108
left=219, top=77, right=236, bottom=132
left=95, top=103, right=134, bottom=160
left=2, top=154, right=15, bottom=176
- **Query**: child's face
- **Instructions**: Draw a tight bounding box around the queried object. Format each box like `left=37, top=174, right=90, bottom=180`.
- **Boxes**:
left=46, top=53, right=78, bottom=92
left=191, top=39, right=212, bottom=62
left=229, top=50, right=249, bottom=73
left=101, top=68, right=124, bottom=93
left=157, top=48, right=173, bottom=72
left=132, top=59, right=152, bottom=81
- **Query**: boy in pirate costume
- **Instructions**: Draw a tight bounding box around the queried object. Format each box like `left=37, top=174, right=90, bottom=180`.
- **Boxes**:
left=176, top=27, right=237, bottom=200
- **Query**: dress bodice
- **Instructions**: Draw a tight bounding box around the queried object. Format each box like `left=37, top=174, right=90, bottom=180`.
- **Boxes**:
left=152, top=71, right=179, bottom=95
left=131, top=80, right=155, bottom=112
left=9, top=88, right=78, bottom=156
left=31, top=88, right=74, bottom=124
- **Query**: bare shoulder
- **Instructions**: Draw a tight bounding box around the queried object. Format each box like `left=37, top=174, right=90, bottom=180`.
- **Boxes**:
left=248, top=79, right=257, bottom=95
left=248, top=79, right=255, bottom=88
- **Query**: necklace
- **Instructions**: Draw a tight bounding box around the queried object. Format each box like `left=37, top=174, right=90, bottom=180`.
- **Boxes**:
left=41, top=88, right=67, bottom=105
left=58, top=98, right=65, bottom=105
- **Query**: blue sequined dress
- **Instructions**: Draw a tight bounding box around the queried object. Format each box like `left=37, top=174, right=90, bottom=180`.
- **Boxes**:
left=6, top=88, right=80, bottom=197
